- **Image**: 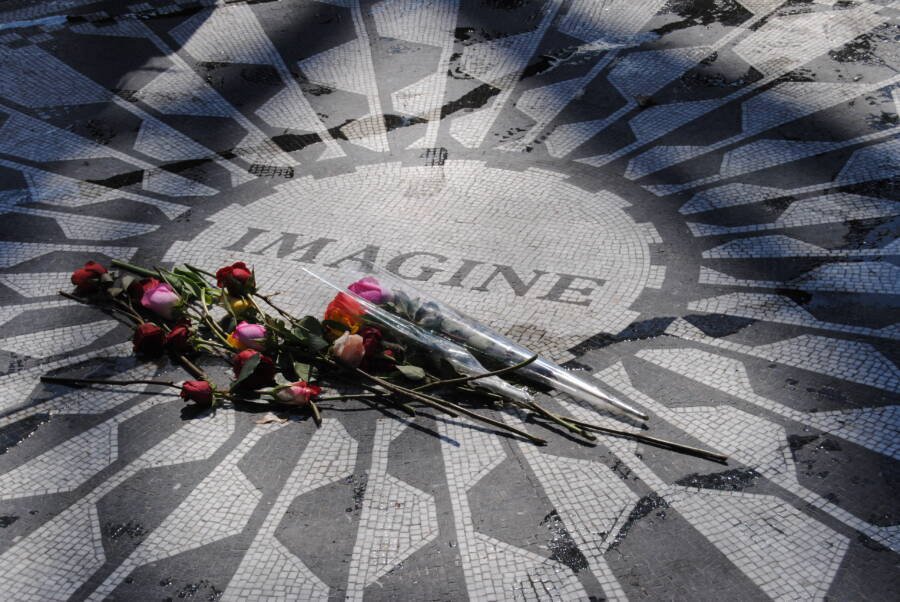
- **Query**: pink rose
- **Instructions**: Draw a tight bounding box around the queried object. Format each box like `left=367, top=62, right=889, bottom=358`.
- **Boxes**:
left=229, top=321, right=267, bottom=351
left=275, top=381, right=322, bottom=406
left=348, top=276, right=391, bottom=304
left=332, top=331, right=365, bottom=367
left=140, top=280, right=180, bottom=319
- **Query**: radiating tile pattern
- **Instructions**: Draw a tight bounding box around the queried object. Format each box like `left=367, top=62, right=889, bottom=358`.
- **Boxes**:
left=347, top=419, right=438, bottom=600
left=439, top=417, right=587, bottom=600
left=86, top=423, right=278, bottom=601
left=224, top=419, right=357, bottom=600
left=687, top=292, right=898, bottom=339
left=598, top=362, right=899, bottom=552
left=0, top=407, right=234, bottom=601
left=0, top=0, right=897, bottom=599
left=699, top=263, right=900, bottom=295
left=636, top=347, right=900, bottom=460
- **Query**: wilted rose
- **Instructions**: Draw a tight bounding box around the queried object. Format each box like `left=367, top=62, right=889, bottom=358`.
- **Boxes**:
left=180, top=380, right=214, bottom=407
left=348, top=276, right=391, bottom=304
left=70, top=261, right=108, bottom=294
left=165, top=322, right=192, bottom=353
left=232, top=349, right=277, bottom=391
left=228, top=321, right=267, bottom=351
left=332, top=331, right=365, bottom=367
left=141, top=280, right=181, bottom=320
left=216, top=261, right=255, bottom=296
left=133, top=323, right=166, bottom=357
left=274, top=381, right=322, bottom=406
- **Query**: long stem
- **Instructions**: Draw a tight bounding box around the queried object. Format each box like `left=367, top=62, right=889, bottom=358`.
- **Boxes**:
left=184, top=264, right=216, bottom=279
left=177, top=354, right=209, bottom=381
left=111, top=259, right=158, bottom=279
left=524, top=402, right=595, bottom=441
left=254, top=292, right=300, bottom=325
left=316, top=393, right=381, bottom=401
left=351, top=381, right=417, bottom=416
left=549, top=413, right=727, bottom=463
left=414, top=354, right=539, bottom=392
left=356, top=369, right=545, bottom=443
left=199, top=289, right=232, bottom=348
left=41, top=376, right=180, bottom=389
left=59, top=291, right=142, bottom=325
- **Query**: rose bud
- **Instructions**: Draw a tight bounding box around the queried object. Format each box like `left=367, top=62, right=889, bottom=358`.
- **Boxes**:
left=227, top=321, right=267, bottom=352
left=180, top=380, right=214, bottom=407
left=226, top=296, right=251, bottom=316
left=348, top=276, right=391, bottom=304
left=373, top=348, right=398, bottom=373
left=232, top=349, right=277, bottom=390
left=216, top=261, right=256, bottom=296
left=358, top=326, right=382, bottom=370
left=165, top=322, right=193, bottom=353
left=274, top=381, right=322, bottom=406
left=359, top=326, right=382, bottom=354
left=332, top=332, right=365, bottom=367
left=70, top=261, right=108, bottom=294
left=324, top=292, right=363, bottom=336
left=141, top=280, right=181, bottom=320
left=132, top=323, right=166, bottom=357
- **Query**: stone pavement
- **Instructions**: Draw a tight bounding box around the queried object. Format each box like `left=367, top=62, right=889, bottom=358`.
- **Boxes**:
left=0, top=0, right=897, bottom=599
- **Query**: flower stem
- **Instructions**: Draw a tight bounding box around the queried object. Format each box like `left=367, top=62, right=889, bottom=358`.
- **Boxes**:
left=176, top=354, right=209, bottom=381
left=184, top=264, right=216, bottom=279
left=524, top=402, right=596, bottom=441
left=308, top=399, right=322, bottom=426
left=316, top=393, right=381, bottom=401
left=413, top=354, right=539, bottom=392
left=41, top=376, right=180, bottom=389
left=547, top=413, right=727, bottom=463
left=110, top=259, right=157, bottom=279
left=354, top=368, right=544, bottom=444
left=198, top=289, right=233, bottom=348
left=254, top=292, right=300, bottom=325
left=58, top=291, right=142, bottom=325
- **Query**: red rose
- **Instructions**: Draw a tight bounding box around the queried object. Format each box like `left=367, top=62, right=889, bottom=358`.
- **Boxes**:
left=359, top=326, right=382, bottom=369
left=132, top=323, right=165, bottom=357
left=165, top=322, right=192, bottom=353
left=232, top=349, right=277, bottom=391
left=180, top=380, right=214, bottom=407
left=126, top=278, right=147, bottom=303
left=216, top=262, right=255, bottom=296
left=70, top=261, right=108, bottom=294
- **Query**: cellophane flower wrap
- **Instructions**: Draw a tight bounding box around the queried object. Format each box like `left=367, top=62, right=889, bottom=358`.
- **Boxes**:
left=315, top=266, right=647, bottom=420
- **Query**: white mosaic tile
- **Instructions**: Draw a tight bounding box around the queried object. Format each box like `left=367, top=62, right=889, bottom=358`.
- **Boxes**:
left=346, top=418, right=438, bottom=600
left=224, top=419, right=357, bottom=600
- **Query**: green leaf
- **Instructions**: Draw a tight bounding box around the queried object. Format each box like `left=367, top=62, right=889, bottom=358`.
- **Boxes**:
left=322, top=320, right=349, bottom=334
left=395, top=364, right=426, bottom=381
left=274, top=373, right=290, bottom=386
left=299, top=315, right=324, bottom=336
left=233, top=353, right=261, bottom=387
left=293, top=362, right=312, bottom=382
left=308, top=334, right=329, bottom=352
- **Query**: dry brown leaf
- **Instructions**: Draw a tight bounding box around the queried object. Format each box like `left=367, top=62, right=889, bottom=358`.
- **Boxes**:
left=255, top=412, right=287, bottom=425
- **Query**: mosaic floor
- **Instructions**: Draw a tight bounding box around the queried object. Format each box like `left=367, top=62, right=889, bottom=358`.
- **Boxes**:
left=0, top=0, right=898, bottom=600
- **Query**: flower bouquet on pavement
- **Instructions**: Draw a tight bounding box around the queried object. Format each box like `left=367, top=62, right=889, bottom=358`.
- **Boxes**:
left=45, top=258, right=726, bottom=462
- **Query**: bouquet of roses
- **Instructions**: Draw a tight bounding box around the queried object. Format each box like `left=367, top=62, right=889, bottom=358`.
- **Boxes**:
left=44, top=258, right=725, bottom=461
